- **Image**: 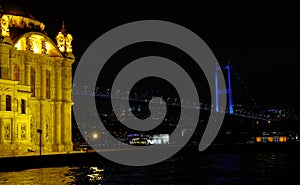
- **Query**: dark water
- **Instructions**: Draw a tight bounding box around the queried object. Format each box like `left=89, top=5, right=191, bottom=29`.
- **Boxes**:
left=0, top=148, right=299, bottom=184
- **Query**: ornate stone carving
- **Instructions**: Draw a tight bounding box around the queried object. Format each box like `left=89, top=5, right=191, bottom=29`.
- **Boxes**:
left=42, top=40, right=47, bottom=54
left=21, top=125, right=26, bottom=140
left=4, top=119, right=11, bottom=140
left=55, top=22, right=73, bottom=54
left=1, top=15, right=10, bottom=37
left=30, top=115, right=35, bottom=143
left=45, top=116, right=50, bottom=142
left=26, top=37, right=34, bottom=52
left=56, top=32, right=65, bottom=53
left=66, top=34, right=73, bottom=53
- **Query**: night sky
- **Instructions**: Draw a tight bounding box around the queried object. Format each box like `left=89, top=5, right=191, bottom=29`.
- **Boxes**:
left=20, top=1, right=299, bottom=113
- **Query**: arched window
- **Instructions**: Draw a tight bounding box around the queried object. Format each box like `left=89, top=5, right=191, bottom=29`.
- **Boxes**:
left=46, top=70, right=50, bottom=99
left=6, top=95, right=11, bottom=111
left=30, top=67, right=36, bottom=97
left=21, top=99, right=26, bottom=114
left=13, top=64, right=19, bottom=81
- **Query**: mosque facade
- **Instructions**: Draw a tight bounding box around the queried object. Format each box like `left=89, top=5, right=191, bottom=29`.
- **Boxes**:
left=0, top=0, right=74, bottom=156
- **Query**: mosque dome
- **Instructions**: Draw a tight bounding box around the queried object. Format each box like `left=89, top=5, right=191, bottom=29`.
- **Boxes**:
left=0, top=0, right=73, bottom=57
left=0, top=0, right=35, bottom=19
left=0, top=0, right=45, bottom=40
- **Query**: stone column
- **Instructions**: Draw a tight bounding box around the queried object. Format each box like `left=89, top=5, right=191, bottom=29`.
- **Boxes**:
left=54, top=102, right=62, bottom=151
left=41, top=67, right=46, bottom=99
left=25, top=64, right=31, bottom=86
left=0, top=94, right=4, bottom=111
left=35, top=103, right=41, bottom=146
left=35, top=67, right=41, bottom=99
left=50, top=103, right=54, bottom=147
left=20, top=65, right=25, bottom=85
left=0, top=118, right=4, bottom=144
left=61, top=60, right=73, bottom=102
left=26, top=117, right=30, bottom=142
left=55, top=65, right=62, bottom=101
left=53, top=61, right=62, bottom=151
left=11, top=118, right=16, bottom=143
left=62, top=102, right=73, bottom=151
left=61, top=59, right=73, bottom=152
left=40, top=101, right=46, bottom=149
left=61, top=67, right=68, bottom=101
left=0, top=40, right=12, bottom=79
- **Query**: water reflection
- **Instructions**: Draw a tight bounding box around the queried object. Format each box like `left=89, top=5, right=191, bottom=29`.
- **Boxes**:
left=0, top=166, right=105, bottom=185
left=72, top=166, right=104, bottom=184
left=0, top=167, right=78, bottom=184
left=88, top=167, right=104, bottom=182
left=254, top=153, right=289, bottom=182
left=0, top=152, right=298, bottom=184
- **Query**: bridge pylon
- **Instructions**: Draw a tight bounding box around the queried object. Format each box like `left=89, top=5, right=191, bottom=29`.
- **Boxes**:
left=215, top=64, right=233, bottom=114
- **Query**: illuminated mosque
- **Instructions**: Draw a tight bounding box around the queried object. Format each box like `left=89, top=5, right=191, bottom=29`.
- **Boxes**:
left=0, top=0, right=74, bottom=156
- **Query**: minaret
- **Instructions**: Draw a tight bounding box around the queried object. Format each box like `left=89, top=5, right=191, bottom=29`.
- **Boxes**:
left=54, top=21, right=74, bottom=152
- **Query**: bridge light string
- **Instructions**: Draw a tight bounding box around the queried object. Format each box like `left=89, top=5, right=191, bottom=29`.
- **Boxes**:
left=230, top=65, right=266, bottom=118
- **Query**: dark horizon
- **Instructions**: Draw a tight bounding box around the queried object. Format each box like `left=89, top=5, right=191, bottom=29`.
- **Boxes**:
left=18, top=1, right=300, bottom=114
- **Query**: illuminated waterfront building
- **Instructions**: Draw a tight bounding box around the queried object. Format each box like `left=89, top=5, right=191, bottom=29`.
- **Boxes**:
left=0, top=1, right=74, bottom=156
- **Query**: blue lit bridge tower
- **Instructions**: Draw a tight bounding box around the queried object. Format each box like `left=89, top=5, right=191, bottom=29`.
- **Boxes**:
left=215, top=64, right=233, bottom=114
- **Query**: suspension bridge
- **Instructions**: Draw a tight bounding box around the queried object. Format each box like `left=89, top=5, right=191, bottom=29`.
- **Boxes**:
left=73, top=64, right=270, bottom=122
